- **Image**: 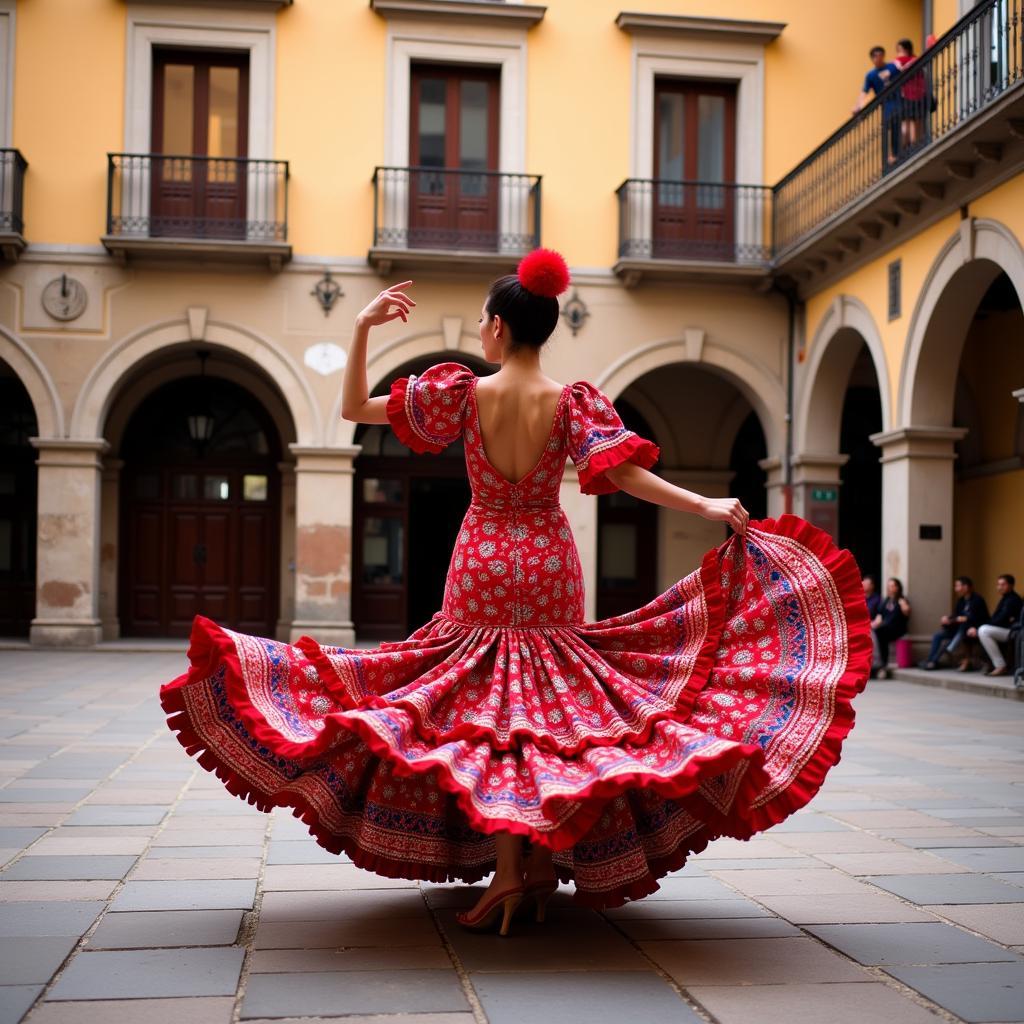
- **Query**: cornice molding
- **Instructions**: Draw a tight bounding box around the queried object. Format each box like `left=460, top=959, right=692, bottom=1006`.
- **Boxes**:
left=615, top=11, right=785, bottom=44
left=371, top=0, right=546, bottom=27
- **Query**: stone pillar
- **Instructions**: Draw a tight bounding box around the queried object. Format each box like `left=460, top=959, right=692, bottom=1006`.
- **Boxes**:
left=288, top=445, right=359, bottom=646
left=559, top=463, right=597, bottom=621
left=98, top=457, right=123, bottom=641
left=658, top=469, right=734, bottom=590
left=758, top=455, right=788, bottom=518
left=790, top=453, right=849, bottom=542
left=30, top=438, right=108, bottom=646
left=275, top=460, right=297, bottom=642
left=870, top=426, right=967, bottom=647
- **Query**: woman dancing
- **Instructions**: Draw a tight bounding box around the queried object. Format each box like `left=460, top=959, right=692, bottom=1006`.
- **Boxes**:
left=160, top=248, right=872, bottom=936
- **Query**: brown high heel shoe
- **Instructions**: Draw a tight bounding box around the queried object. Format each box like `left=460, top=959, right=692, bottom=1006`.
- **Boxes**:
left=455, top=884, right=526, bottom=937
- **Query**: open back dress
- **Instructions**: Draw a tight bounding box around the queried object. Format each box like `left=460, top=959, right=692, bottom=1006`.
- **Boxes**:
left=160, top=361, right=872, bottom=908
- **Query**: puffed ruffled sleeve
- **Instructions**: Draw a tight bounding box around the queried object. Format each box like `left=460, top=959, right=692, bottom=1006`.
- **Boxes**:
left=385, top=361, right=476, bottom=454
left=567, top=381, right=660, bottom=495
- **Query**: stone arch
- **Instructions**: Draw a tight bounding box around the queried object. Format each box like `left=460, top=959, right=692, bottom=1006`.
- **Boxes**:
left=328, top=329, right=484, bottom=446
left=595, top=337, right=784, bottom=455
left=797, top=294, right=892, bottom=452
left=899, top=217, right=1024, bottom=427
left=0, top=325, right=65, bottom=437
left=70, top=318, right=320, bottom=444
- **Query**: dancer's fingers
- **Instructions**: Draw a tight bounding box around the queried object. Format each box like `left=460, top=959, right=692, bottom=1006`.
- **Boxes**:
left=387, top=290, right=417, bottom=306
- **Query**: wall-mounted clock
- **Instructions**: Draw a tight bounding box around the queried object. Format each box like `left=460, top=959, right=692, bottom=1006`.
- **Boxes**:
left=41, top=274, right=88, bottom=322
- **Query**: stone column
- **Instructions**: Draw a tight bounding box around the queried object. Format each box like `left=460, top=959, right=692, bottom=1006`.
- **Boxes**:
left=758, top=455, right=788, bottom=518
left=870, top=426, right=967, bottom=647
left=98, top=457, right=123, bottom=641
left=559, top=463, right=597, bottom=621
left=275, top=460, right=297, bottom=642
left=658, top=469, right=734, bottom=590
left=288, top=445, right=359, bottom=646
left=790, top=453, right=849, bottom=542
left=30, top=438, right=108, bottom=646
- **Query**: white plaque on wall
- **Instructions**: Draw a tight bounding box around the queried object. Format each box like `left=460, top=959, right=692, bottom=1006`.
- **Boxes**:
left=304, top=342, right=347, bottom=376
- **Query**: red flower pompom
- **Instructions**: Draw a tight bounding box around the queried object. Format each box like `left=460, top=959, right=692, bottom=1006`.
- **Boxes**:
left=517, top=248, right=570, bottom=298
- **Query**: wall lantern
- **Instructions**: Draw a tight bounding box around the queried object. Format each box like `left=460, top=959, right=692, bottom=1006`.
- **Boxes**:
left=187, top=349, right=215, bottom=453
left=561, top=289, right=590, bottom=336
left=312, top=270, right=343, bottom=317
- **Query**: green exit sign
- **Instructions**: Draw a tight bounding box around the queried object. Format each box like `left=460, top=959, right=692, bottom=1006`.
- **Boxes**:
left=812, top=487, right=838, bottom=502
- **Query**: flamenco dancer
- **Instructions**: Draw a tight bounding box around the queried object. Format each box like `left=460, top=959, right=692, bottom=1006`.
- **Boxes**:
left=160, top=248, right=872, bottom=936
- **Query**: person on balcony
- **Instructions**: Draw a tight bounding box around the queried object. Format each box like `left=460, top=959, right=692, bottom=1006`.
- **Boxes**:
left=870, top=577, right=911, bottom=679
left=919, top=575, right=989, bottom=671
left=970, top=574, right=1023, bottom=677
left=893, top=38, right=929, bottom=156
left=854, top=45, right=901, bottom=166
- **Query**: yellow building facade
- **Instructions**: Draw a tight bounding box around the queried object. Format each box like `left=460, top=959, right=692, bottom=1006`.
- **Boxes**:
left=0, top=0, right=1020, bottom=656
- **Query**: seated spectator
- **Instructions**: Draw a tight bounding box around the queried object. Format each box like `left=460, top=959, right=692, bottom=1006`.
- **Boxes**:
left=919, top=575, right=989, bottom=671
left=871, top=577, right=911, bottom=679
left=863, top=574, right=881, bottom=621
left=969, top=574, right=1023, bottom=677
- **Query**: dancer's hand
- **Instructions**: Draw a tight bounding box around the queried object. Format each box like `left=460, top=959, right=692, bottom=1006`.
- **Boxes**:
left=357, top=281, right=416, bottom=327
left=700, top=496, right=749, bottom=535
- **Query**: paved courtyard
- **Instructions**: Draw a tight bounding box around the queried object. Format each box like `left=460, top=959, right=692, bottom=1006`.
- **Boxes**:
left=0, top=649, right=1023, bottom=1024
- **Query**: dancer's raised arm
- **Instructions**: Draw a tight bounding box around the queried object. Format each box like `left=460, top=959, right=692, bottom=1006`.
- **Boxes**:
left=340, top=281, right=416, bottom=423
left=604, top=461, right=749, bottom=536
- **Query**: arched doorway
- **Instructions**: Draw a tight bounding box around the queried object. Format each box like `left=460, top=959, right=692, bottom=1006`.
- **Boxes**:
left=839, top=347, right=884, bottom=579
left=0, top=365, right=38, bottom=636
left=952, top=270, right=1024, bottom=595
left=118, top=374, right=282, bottom=637
left=612, top=362, right=770, bottom=598
left=596, top=398, right=658, bottom=619
left=352, top=354, right=487, bottom=640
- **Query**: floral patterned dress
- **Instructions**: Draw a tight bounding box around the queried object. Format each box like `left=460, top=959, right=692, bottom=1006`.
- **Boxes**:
left=160, top=361, right=872, bottom=908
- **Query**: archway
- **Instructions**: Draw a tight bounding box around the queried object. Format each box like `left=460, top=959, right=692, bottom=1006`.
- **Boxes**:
left=352, top=352, right=489, bottom=639
left=885, top=220, right=1024, bottom=644
left=798, top=297, right=888, bottom=577
left=0, top=364, right=38, bottom=636
left=102, top=347, right=296, bottom=639
left=614, top=362, right=770, bottom=595
left=951, top=271, right=1024, bottom=604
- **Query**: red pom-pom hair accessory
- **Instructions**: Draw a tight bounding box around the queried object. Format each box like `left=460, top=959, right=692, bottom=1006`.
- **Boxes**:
left=517, top=248, right=570, bottom=298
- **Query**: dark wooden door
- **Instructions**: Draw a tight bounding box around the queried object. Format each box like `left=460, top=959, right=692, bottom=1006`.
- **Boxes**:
left=151, top=49, right=249, bottom=239
left=119, top=377, right=279, bottom=638
left=653, top=79, right=736, bottom=260
left=596, top=490, right=659, bottom=620
left=409, top=65, right=500, bottom=250
left=124, top=467, right=278, bottom=637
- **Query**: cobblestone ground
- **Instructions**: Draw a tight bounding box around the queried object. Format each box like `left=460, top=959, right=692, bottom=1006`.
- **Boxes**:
left=1, top=650, right=1023, bottom=1024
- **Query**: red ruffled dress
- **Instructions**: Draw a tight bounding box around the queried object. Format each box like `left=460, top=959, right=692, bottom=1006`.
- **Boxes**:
left=160, top=361, right=872, bottom=908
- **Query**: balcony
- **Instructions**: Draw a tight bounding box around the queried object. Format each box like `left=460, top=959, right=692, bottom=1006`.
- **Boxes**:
left=369, top=166, right=542, bottom=274
left=772, top=0, right=1024, bottom=289
left=614, top=179, right=773, bottom=286
left=102, top=154, right=291, bottom=270
left=0, top=149, right=27, bottom=262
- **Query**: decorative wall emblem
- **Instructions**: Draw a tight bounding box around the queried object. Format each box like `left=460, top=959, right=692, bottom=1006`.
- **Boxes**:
left=304, top=342, right=347, bottom=376
left=41, top=274, right=88, bottom=322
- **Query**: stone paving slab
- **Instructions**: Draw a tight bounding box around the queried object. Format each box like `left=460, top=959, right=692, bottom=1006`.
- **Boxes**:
left=253, top=916, right=442, bottom=949
left=249, top=948, right=452, bottom=973
left=0, top=937, right=79, bottom=984
left=0, top=986, right=44, bottom=1024
left=0, top=880, right=118, bottom=902
left=86, top=909, right=244, bottom=949
left=930, top=846, right=1024, bottom=872
left=110, top=879, right=257, bottom=911
left=45, top=947, right=245, bottom=1000
left=640, top=936, right=872, bottom=986
left=688, top=980, right=948, bottom=1024
left=260, top=889, right=430, bottom=921
left=0, top=855, right=137, bottom=880
left=22, top=996, right=236, bottom=1024
left=929, top=904, right=1024, bottom=945
left=470, top=971, right=703, bottom=1024
left=240, top=1016, right=471, bottom=1024
left=751, top=893, right=939, bottom=924
left=129, top=857, right=262, bottom=880
left=885, top=962, right=1024, bottom=1021
left=804, top=922, right=1022, bottom=965
left=240, top=970, right=470, bottom=1019
left=870, top=872, right=1024, bottom=905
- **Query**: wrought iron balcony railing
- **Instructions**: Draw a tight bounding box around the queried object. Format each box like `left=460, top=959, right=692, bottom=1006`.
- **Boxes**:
left=616, top=179, right=773, bottom=265
left=105, top=153, right=289, bottom=243
left=0, top=148, right=27, bottom=236
left=372, top=166, right=541, bottom=254
left=773, top=0, right=1024, bottom=256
